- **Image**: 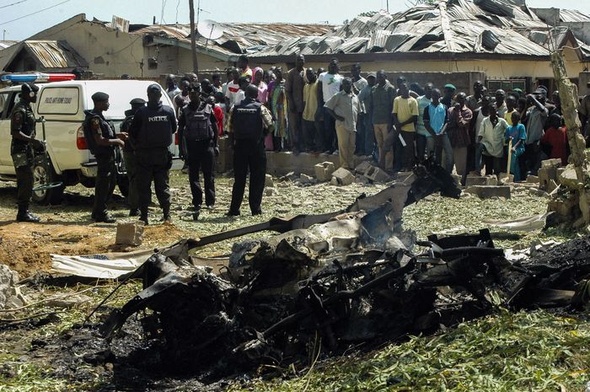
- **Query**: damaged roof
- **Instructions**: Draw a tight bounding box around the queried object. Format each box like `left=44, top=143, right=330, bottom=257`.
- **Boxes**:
left=252, top=0, right=590, bottom=59
left=1, top=40, right=88, bottom=72
left=131, top=21, right=335, bottom=60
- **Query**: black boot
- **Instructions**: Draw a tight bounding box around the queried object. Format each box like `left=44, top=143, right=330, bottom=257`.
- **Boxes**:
left=16, top=205, right=40, bottom=223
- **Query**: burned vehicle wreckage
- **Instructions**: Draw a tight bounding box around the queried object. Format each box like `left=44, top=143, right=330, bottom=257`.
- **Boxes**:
left=98, top=159, right=590, bottom=380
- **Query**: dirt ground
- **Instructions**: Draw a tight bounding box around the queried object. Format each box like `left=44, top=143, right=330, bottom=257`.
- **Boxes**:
left=0, top=171, right=381, bottom=280
left=0, top=188, right=188, bottom=280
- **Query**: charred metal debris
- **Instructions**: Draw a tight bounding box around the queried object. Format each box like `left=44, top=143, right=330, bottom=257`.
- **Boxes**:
left=98, top=159, right=590, bottom=378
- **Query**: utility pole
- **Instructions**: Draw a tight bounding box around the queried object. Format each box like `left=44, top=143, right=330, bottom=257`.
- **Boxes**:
left=189, top=0, right=198, bottom=74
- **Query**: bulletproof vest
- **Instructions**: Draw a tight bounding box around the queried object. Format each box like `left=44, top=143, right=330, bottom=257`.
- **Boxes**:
left=182, top=103, right=213, bottom=141
left=232, top=100, right=263, bottom=140
left=10, top=100, right=36, bottom=153
left=135, top=104, right=174, bottom=150
left=83, top=110, right=115, bottom=156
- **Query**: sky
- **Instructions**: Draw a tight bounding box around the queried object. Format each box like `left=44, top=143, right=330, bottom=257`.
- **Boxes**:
left=2, top=0, right=590, bottom=41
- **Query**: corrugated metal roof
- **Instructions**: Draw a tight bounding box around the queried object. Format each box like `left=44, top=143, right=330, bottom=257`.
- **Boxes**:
left=557, top=9, right=590, bottom=23
left=23, top=40, right=88, bottom=69
left=253, top=0, right=590, bottom=58
left=132, top=21, right=334, bottom=57
left=0, top=41, right=17, bottom=50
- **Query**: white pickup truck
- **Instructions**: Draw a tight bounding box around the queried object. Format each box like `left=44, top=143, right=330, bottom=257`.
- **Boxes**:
left=0, top=79, right=180, bottom=204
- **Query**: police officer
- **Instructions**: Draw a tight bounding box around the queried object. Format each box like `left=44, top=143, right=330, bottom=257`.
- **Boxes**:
left=83, top=92, right=124, bottom=223
left=178, top=84, right=219, bottom=221
left=227, top=84, right=273, bottom=216
left=10, top=83, right=43, bottom=222
left=129, top=84, right=177, bottom=225
left=119, top=98, right=146, bottom=217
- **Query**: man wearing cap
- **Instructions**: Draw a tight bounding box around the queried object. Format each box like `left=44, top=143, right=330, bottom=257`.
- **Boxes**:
left=83, top=92, right=124, bottom=223
left=119, top=98, right=146, bottom=217
left=227, top=84, right=273, bottom=216
left=441, top=84, right=456, bottom=108
left=10, top=83, right=43, bottom=222
left=178, top=83, right=219, bottom=221
left=129, top=84, right=177, bottom=224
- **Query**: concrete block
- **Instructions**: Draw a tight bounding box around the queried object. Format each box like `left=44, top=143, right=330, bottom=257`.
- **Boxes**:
left=498, top=173, right=514, bottom=184
left=464, top=174, right=497, bottom=186
left=115, top=222, right=144, bottom=246
left=315, top=161, right=336, bottom=182
left=525, top=175, right=539, bottom=184
left=541, top=158, right=562, bottom=168
left=354, top=161, right=372, bottom=175
left=364, top=166, right=391, bottom=183
left=331, top=167, right=355, bottom=186
left=558, top=165, right=585, bottom=189
left=464, top=185, right=511, bottom=199
left=464, top=175, right=488, bottom=186
left=538, top=165, right=558, bottom=191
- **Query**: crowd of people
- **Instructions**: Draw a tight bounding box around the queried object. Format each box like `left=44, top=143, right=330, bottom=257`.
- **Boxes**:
left=178, top=54, right=572, bottom=182
left=10, top=53, right=579, bottom=224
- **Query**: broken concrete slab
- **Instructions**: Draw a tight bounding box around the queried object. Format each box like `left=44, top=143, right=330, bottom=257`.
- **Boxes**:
left=558, top=165, right=583, bottom=189
left=464, top=185, right=512, bottom=199
left=464, top=174, right=498, bottom=186
left=541, top=158, right=562, bottom=168
left=526, top=175, right=539, bottom=184
left=315, top=161, right=336, bottom=182
left=364, top=166, right=391, bottom=183
left=0, top=265, right=25, bottom=309
left=298, top=173, right=315, bottom=185
left=331, top=167, right=355, bottom=186
left=115, top=222, right=144, bottom=246
left=354, top=161, right=372, bottom=176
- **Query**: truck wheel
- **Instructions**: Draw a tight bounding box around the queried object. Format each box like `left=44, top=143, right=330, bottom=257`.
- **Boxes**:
left=117, top=174, right=129, bottom=197
left=32, top=156, right=65, bottom=205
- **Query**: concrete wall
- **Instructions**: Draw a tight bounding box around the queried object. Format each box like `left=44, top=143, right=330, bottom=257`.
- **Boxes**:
left=28, top=16, right=229, bottom=79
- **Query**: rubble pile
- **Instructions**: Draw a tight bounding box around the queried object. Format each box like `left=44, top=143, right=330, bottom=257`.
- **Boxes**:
left=96, top=161, right=590, bottom=380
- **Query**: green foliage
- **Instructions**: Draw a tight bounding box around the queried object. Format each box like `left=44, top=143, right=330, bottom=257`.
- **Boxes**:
left=229, top=311, right=590, bottom=391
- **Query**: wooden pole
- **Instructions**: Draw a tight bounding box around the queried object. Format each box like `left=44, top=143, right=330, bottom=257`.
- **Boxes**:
left=189, top=0, right=198, bottom=74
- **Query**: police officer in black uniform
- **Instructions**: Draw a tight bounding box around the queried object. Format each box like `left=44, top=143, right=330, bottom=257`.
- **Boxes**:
left=119, top=98, right=146, bottom=216
left=227, top=84, right=273, bottom=216
left=129, top=84, right=177, bottom=225
left=83, top=92, right=124, bottom=223
left=10, top=83, right=43, bottom=222
left=178, top=84, right=219, bottom=221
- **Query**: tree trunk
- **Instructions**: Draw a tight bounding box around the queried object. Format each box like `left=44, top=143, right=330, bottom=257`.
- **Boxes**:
left=550, top=50, right=590, bottom=226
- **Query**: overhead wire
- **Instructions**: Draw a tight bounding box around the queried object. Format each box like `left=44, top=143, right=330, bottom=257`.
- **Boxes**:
left=0, top=0, right=70, bottom=26
left=0, top=0, right=31, bottom=10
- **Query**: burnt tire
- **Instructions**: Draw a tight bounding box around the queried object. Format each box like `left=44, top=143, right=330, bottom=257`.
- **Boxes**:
left=32, top=155, right=65, bottom=205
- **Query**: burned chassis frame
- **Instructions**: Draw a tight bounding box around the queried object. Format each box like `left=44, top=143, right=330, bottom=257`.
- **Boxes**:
left=97, top=159, right=590, bottom=378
